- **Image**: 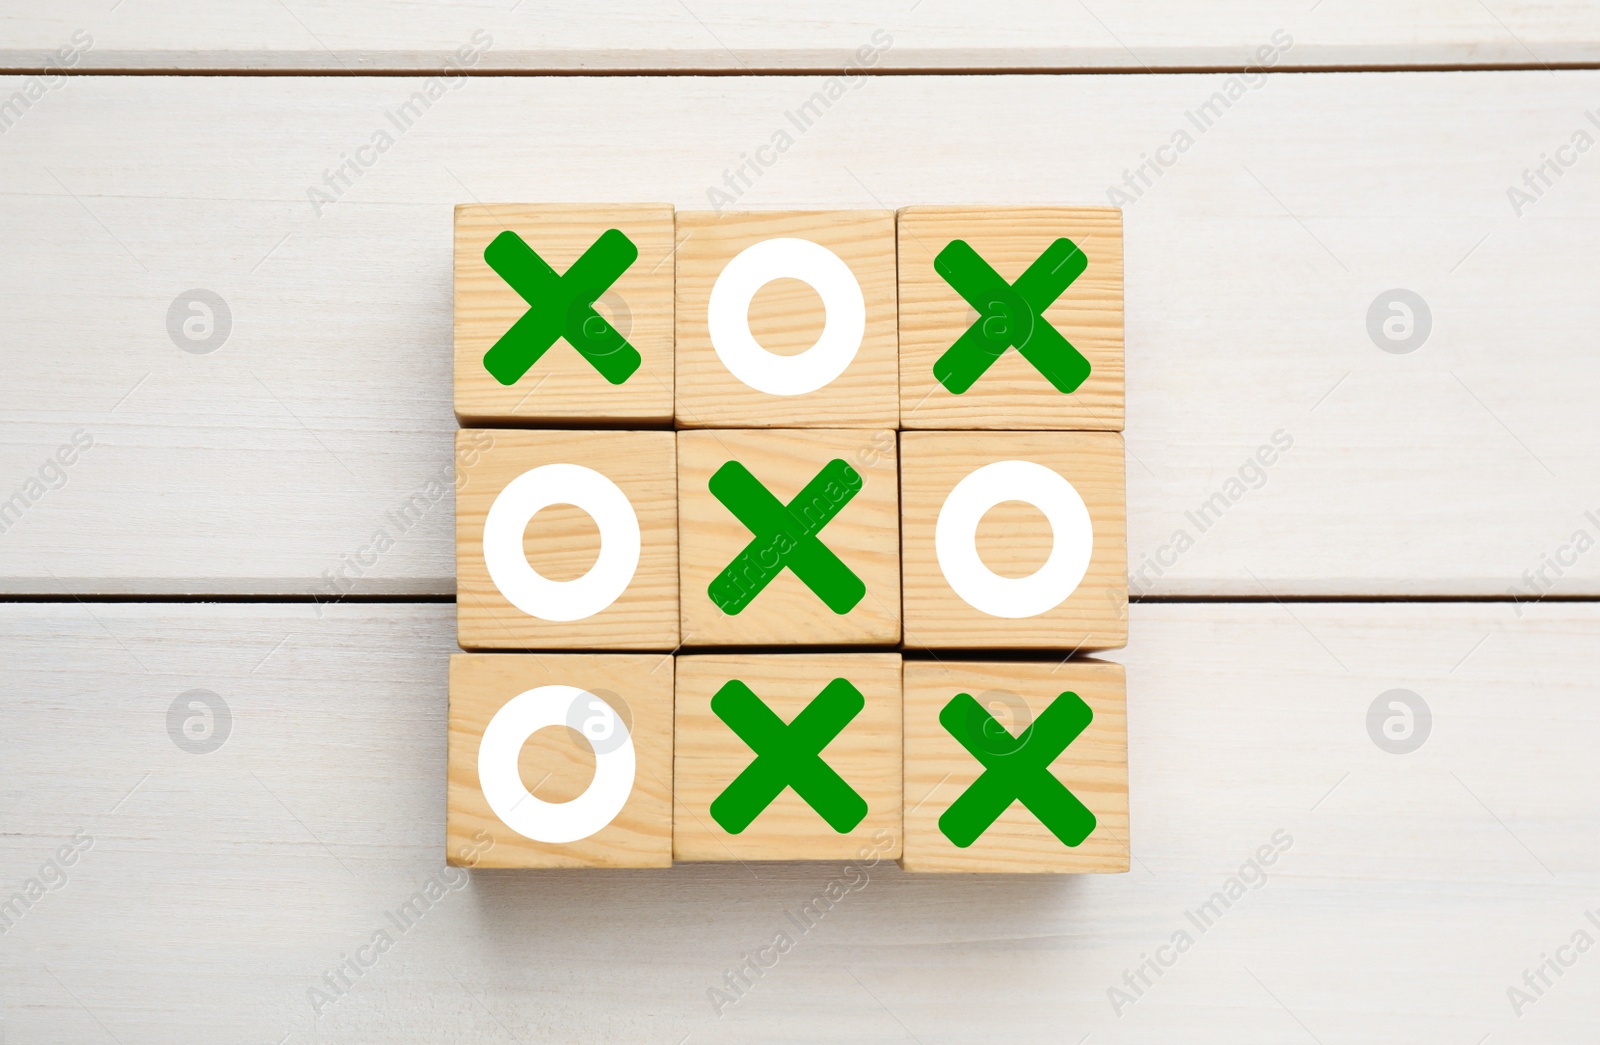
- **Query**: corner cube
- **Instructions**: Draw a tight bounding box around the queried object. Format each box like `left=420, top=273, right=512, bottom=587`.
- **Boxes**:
left=898, top=206, right=1123, bottom=430
left=454, top=203, right=675, bottom=425
left=901, top=658, right=1128, bottom=873
left=447, top=653, right=674, bottom=869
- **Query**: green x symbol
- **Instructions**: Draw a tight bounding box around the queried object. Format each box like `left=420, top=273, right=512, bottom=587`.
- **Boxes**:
left=709, top=678, right=869, bottom=834
left=707, top=458, right=865, bottom=615
left=932, top=238, right=1091, bottom=395
left=937, top=691, right=1097, bottom=848
left=481, top=228, right=642, bottom=387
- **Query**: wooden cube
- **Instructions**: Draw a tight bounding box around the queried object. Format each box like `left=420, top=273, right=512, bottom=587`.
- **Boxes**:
left=674, top=210, right=898, bottom=428
left=454, top=204, right=675, bottom=425
left=456, top=429, right=678, bottom=650
left=900, top=431, right=1126, bottom=651
left=678, top=428, right=900, bottom=647
left=898, top=206, right=1123, bottom=430
left=447, top=653, right=673, bottom=868
left=901, top=659, right=1128, bottom=873
left=673, top=653, right=902, bottom=861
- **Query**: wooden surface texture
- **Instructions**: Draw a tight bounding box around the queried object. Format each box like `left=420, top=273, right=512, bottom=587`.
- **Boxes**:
left=2, top=10, right=1596, bottom=1039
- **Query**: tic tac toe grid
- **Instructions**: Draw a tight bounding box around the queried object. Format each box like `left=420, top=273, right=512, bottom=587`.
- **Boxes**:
left=448, top=204, right=1128, bottom=872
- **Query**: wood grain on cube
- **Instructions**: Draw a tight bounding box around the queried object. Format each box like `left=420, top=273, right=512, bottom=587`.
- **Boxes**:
left=674, top=653, right=902, bottom=861
left=901, top=659, right=1128, bottom=874
left=898, top=206, right=1123, bottom=430
left=900, top=430, right=1127, bottom=651
left=448, top=653, right=673, bottom=868
left=678, top=428, right=900, bottom=646
left=454, top=203, right=674, bottom=425
left=456, top=429, right=678, bottom=650
left=674, top=210, right=898, bottom=428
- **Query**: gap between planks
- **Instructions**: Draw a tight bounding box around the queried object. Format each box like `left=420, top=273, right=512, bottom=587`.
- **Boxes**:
left=7, top=62, right=1600, bottom=77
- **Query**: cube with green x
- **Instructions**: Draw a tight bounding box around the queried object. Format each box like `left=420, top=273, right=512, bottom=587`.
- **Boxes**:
left=679, top=430, right=902, bottom=647
left=707, top=458, right=865, bottom=615
left=673, top=653, right=903, bottom=861
left=708, top=677, right=869, bottom=834
left=937, top=691, right=1098, bottom=848
left=933, top=237, right=1092, bottom=395
left=480, top=227, right=642, bottom=387
left=901, top=659, right=1129, bottom=874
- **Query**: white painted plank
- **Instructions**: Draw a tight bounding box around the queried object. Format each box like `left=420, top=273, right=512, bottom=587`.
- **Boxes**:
left=2, top=73, right=1598, bottom=596
left=2, top=2, right=1599, bottom=71
left=0, top=601, right=1594, bottom=1041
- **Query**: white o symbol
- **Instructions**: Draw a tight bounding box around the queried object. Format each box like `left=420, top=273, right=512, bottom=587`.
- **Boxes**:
left=706, top=237, right=866, bottom=396
left=934, top=460, right=1094, bottom=619
left=478, top=685, right=636, bottom=844
left=482, top=463, right=640, bottom=622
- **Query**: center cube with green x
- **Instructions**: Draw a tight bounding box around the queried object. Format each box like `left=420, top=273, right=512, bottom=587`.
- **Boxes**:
left=677, top=428, right=901, bottom=647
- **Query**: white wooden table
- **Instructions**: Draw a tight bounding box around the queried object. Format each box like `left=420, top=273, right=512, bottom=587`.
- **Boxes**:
left=3, top=5, right=1598, bottom=1041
